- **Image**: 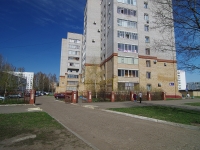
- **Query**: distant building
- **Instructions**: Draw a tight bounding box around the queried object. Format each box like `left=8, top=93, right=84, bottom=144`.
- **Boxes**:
left=13, top=72, right=34, bottom=90
left=0, top=72, right=26, bottom=92
left=177, top=70, right=186, bottom=90
left=57, top=32, right=83, bottom=92
left=187, top=82, right=200, bottom=90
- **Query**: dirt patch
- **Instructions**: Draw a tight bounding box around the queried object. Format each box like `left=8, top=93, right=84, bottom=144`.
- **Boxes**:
left=0, top=129, right=93, bottom=150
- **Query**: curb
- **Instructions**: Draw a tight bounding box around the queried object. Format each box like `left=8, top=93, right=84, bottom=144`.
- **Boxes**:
left=102, top=109, right=200, bottom=131
left=0, top=104, right=34, bottom=107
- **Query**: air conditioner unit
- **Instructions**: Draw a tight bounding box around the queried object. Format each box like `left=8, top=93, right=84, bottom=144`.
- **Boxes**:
left=92, top=39, right=95, bottom=42
left=146, top=20, right=149, bottom=24
left=108, top=25, right=110, bottom=28
left=108, top=2, right=111, bottom=5
left=154, top=60, right=157, bottom=63
left=98, top=29, right=100, bottom=32
left=93, top=21, right=96, bottom=25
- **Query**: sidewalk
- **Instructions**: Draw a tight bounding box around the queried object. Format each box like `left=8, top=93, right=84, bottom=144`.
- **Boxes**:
left=35, top=97, right=200, bottom=150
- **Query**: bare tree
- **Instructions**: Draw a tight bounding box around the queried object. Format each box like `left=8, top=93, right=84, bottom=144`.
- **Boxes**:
left=33, top=72, right=57, bottom=93
left=84, top=61, right=101, bottom=98
left=151, top=0, right=200, bottom=72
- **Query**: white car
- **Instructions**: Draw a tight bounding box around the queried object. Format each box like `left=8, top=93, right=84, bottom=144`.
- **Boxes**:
left=0, top=96, right=5, bottom=100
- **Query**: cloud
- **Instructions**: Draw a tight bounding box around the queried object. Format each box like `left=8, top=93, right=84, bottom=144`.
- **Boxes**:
left=16, top=0, right=86, bottom=26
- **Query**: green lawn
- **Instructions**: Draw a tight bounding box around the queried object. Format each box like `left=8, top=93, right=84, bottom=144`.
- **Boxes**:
left=0, top=112, right=63, bottom=141
left=109, top=106, right=200, bottom=126
left=184, top=102, right=200, bottom=107
left=0, top=99, right=29, bottom=105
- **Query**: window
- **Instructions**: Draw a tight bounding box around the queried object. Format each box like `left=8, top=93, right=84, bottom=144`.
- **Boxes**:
left=118, top=56, right=138, bottom=64
left=147, top=84, right=151, bottom=91
left=117, top=0, right=136, bottom=6
left=118, top=82, right=134, bottom=91
left=145, top=36, right=150, bottom=43
left=118, top=43, right=138, bottom=53
left=68, top=57, right=79, bottom=61
left=144, top=25, right=149, bottom=31
left=144, top=2, right=148, bottom=9
left=144, top=14, right=149, bottom=21
left=68, top=50, right=80, bottom=55
left=145, top=48, right=150, bottom=55
left=146, top=72, right=151, bottom=79
left=68, top=75, right=79, bottom=78
left=117, top=7, right=136, bottom=16
left=69, top=44, right=80, bottom=49
left=117, top=19, right=137, bottom=28
left=146, top=60, right=151, bottom=67
left=117, top=31, right=138, bottom=40
left=118, top=69, right=138, bottom=77
left=118, top=31, right=124, bottom=38
left=69, top=39, right=80, bottom=43
left=67, top=81, right=78, bottom=85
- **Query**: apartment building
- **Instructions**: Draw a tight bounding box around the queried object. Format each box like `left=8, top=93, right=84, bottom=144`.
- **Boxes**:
left=81, top=0, right=180, bottom=97
left=13, top=72, right=34, bottom=90
left=57, top=32, right=83, bottom=92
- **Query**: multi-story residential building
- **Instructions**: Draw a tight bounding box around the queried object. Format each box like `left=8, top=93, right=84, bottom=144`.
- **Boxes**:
left=80, top=0, right=180, bottom=97
left=177, top=70, right=186, bottom=90
left=57, top=32, right=83, bottom=92
left=14, top=72, right=34, bottom=90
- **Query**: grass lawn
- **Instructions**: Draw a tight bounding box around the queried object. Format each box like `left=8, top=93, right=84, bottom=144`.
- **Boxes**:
left=166, top=98, right=182, bottom=100
left=0, top=112, right=93, bottom=149
left=0, top=112, right=63, bottom=141
left=109, top=106, right=200, bottom=126
left=184, top=102, right=200, bottom=107
left=0, top=99, right=29, bottom=105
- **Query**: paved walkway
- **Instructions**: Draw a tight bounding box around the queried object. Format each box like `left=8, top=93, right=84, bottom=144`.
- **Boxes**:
left=35, top=97, right=200, bottom=150
left=0, top=104, right=42, bottom=114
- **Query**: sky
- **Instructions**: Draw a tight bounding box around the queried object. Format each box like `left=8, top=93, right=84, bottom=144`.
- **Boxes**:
left=0, top=0, right=86, bottom=79
left=0, top=0, right=199, bottom=83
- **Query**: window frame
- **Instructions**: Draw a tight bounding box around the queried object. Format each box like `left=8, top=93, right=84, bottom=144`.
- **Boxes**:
left=146, top=60, right=151, bottom=67
left=146, top=72, right=151, bottom=79
left=145, top=48, right=150, bottom=55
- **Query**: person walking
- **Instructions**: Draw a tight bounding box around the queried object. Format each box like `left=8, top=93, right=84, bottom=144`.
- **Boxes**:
left=138, top=92, right=142, bottom=103
left=133, top=93, right=137, bottom=102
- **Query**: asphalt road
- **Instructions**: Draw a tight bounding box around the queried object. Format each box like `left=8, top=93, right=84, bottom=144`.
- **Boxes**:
left=32, top=96, right=200, bottom=150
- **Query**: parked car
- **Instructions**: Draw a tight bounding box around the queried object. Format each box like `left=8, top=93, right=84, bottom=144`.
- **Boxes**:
left=44, top=92, right=49, bottom=95
left=8, top=94, right=21, bottom=98
left=54, top=93, right=65, bottom=99
left=35, top=93, right=40, bottom=97
left=54, top=93, right=71, bottom=100
left=0, top=96, right=5, bottom=100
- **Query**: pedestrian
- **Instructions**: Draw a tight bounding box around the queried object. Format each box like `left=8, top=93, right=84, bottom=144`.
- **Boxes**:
left=186, top=93, right=190, bottom=98
left=133, top=93, right=137, bottom=102
left=138, top=92, right=142, bottom=103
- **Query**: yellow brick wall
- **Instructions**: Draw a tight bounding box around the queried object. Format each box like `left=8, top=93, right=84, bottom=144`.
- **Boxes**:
left=139, top=58, right=180, bottom=96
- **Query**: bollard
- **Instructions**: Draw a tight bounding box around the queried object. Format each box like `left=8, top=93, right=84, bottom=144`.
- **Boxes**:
left=147, top=91, right=151, bottom=101
left=111, top=91, right=115, bottom=102
left=130, top=91, right=134, bottom=101
left=87, top=91, right=92, bottom=103
left=29, top=90, right=35, bottom=104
